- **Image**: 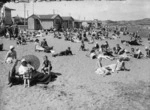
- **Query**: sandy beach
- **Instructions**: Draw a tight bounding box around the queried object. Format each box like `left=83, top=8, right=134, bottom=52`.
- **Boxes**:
left=0, top=33, right=150, bottom=110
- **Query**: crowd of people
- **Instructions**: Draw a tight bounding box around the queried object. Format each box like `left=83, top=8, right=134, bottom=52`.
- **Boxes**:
left=1, top=24, right=150, bottom=87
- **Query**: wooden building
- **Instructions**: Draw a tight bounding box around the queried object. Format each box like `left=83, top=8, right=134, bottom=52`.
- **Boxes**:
left=28, top=14, right=63, bottom=30
left=62, top=16, right=74, bottom=29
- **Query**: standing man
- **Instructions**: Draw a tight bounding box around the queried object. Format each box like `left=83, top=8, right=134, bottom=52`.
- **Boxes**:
left=14, top=25, right=19, bottom=39
left=8, top=25, right=14, bottom=40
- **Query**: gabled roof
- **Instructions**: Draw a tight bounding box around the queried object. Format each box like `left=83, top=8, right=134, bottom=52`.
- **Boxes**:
left=28, top=14, right=62, bottom=20
left=74, top=19, right=82, bottom=23
left=37, top=14, right=58, bottom=20
left=5, top=7, right=15, bottom=11
left=62, top=16, right=74, bottom=21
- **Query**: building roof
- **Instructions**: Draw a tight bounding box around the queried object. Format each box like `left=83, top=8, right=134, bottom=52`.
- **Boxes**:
left=37, top=14, right=58, bottom=20
left=74, top=19, right=82, bottom=23
left=5, top=7, right=15, bottom=11
left=28, top=14, right=62, bottom=20
left=62, top=16, right=74, bottom=21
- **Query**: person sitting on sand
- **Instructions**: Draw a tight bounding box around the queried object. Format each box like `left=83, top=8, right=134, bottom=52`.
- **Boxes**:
left=95, top=42, right=99, bottom=50
left=35, top=39, right=45, bottom=51
left=5, top=45, right=17, bottom=64
left=134, top=48, right=143, bottom=59
left=115, top=58, right=129, bottom=73
left=145, top=47, right=150, bottom=58
left=18, top=59, right=35, bottom=76
left=41, top=39, right=53, bottom=53
left=116, top=44, right=123, bottom=55
left=79, top=40, right=86, bottom=51
left=101, top=41, right=110, bottom=52
left=52, top=47, right=73, bottom=57
left=41, top=55, right=52, bottom=75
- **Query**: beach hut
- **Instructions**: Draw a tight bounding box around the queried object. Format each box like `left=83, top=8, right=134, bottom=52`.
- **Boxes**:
left=74, top=19, right=82, bottom=29
left=0, top=6, right=15, bottom=25
left=27, top=14, right=63, bottom=30
left=62, top=16, right=74, bottom=29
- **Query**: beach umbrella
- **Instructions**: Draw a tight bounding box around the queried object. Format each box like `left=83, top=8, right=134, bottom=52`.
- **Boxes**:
left=82, top=22, right=89, bottom=28
left=22, top=55, right=40, bottom=70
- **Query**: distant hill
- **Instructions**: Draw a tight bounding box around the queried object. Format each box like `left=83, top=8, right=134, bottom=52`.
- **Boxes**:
left=130, top=18, right=150, bottom=25
left=102, top=18, right=150, bottom=26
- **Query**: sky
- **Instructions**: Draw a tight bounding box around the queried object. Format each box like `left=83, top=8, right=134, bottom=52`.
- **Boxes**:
left=5, top=0, right=150, bottom=21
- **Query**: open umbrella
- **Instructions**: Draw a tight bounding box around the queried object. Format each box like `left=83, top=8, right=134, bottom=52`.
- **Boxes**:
left=22, top=55, right=40, bottom=70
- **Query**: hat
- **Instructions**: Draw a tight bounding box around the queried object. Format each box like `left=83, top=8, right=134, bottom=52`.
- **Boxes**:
left=10, top=45, right=14, bottom=50
left=21, top=58, right=26, bottom=63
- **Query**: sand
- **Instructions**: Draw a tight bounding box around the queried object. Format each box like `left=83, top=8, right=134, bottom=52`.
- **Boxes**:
left=0, top=33, right=150, bottom=110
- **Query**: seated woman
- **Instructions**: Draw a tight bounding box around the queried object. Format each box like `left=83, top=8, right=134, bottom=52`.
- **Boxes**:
left=18, top=59, right=34, bottom=76
left=35, top=39, right=45, bottom=52
left=5, top=45, right=17, bottom=64
left=52, top=47, right=73, bottom=57
left=41, top=39, right=53, bottom=53
left=41, top=55, right=52, bottom=75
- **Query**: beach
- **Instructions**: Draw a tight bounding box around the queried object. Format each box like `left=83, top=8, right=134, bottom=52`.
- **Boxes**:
left=0, top=33, right=150, bottom=110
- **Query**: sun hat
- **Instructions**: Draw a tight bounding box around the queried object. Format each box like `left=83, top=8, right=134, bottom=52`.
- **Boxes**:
left=10, top=45, right=14, bottom=50
left=21, top=58, right=26, bottom=63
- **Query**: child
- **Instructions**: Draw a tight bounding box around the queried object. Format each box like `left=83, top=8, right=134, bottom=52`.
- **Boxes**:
left=41, top=56, right=52, bottom=75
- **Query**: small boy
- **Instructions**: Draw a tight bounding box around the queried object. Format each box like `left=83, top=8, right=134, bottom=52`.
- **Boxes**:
left=41, top=56, right=52, bottom=75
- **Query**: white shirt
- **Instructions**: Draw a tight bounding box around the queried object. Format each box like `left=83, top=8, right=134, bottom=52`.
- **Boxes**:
left=18, top=65, right=29, bottom=75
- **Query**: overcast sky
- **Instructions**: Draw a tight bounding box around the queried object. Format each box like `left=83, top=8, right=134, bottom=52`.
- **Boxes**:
left=5, top=0, right=150, bottom=21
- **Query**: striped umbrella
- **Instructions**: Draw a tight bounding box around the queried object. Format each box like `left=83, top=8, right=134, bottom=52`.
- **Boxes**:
left=22, top=55, right=40, bottom=70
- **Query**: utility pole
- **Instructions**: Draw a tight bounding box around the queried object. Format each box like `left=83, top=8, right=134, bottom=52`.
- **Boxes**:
left=24, top=3, right=26, bottom=25
left=32, top=1, right=34, bottom=14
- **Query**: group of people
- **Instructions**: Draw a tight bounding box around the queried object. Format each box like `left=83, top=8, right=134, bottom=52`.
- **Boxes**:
left=2, top=24, right=150, bottom=87
left=4, top=45, right=53, bottom=87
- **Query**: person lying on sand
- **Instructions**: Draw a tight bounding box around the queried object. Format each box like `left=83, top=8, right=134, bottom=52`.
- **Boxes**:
left=86, top=47, right=96, bottom=59
left=5, top=45, right=17, bottom=64
left=95, top=58, right=129, bottom=76
left=52, top=47, right=73, bottom=57
left=41, top=55, right=52, bottom=75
